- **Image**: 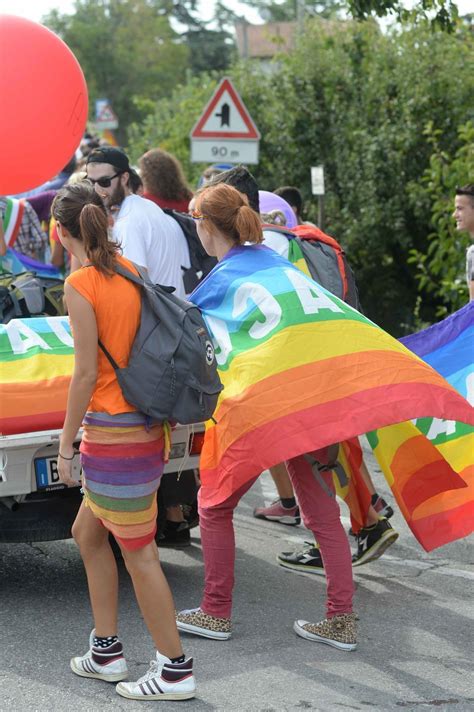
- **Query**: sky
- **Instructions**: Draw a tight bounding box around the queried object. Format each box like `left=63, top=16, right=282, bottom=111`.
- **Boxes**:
left=0, top=0, right=471, bottom=24
left=0, top=0, right=263, bottom=24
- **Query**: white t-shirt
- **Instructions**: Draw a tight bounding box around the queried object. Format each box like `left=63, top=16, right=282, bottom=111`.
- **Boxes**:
left=112, top=194, right=190, bottom=299
left=466, top=244, right=474, bottom=287
left=262, top=228, right=290, bottom=260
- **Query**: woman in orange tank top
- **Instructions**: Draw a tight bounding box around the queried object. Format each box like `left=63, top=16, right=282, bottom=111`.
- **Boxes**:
left=51, top=182, right=195, bottom=701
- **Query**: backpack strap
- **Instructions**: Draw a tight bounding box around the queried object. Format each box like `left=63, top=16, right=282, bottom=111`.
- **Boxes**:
left=96, top=262, right=148, bottom=371
left=97, top=261, right=176, bottom=371
left=303, top=454, right=335, bottom=498
left=292, top=225, right=350, bottom=301
left=113, top=261, right=149, bottom=286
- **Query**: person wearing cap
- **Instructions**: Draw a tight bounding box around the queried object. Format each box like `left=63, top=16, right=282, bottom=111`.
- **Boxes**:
left=86, top=147, right=190, bottom=298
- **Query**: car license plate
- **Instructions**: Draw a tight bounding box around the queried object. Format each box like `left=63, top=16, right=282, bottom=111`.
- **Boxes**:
left=34, top=454, right=82, bottom=491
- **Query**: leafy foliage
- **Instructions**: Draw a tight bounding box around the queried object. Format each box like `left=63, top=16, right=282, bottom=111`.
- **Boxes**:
left=242, top=0, right=461, bottom=30
left=240, top=0, right=345, bottom=21
left=127, top=20, right=473, bottom=333
left=407, top=122, right=474, bottom=317
left=44, top=0, right=190, bottom=142
left=42, top=0, right=237, bottom=138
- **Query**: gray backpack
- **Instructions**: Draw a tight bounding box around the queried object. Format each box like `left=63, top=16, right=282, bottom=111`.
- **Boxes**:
left=98, top=262, right=223, bottom=424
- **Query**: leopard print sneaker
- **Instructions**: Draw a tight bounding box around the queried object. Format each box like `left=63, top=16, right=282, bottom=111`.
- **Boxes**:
left=176, top=607, right=232, bottom=640
left=294, top=612, right=357, bottom=651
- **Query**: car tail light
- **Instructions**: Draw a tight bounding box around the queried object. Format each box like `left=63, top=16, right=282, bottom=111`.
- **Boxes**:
left=189, top=431, right=205, bottom=456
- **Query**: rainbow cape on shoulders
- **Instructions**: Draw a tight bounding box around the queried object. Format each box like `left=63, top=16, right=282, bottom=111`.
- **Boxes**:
left=191, top=245, right=474, bottom=551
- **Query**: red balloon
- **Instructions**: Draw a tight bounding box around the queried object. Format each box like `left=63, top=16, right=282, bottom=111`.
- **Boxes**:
left=0, top=15, right=88, bottom=195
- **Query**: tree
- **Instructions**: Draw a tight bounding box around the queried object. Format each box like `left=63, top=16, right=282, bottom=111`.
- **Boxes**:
left=240, top=0, right=344, bottom=21
left=165, top=0, right=238, bottom=75
left=347, top=0, right=460, bottom=31
left=242, top=0, right=461, bottom=30
left=408, top=122, right=474, bottom=316
left=127, top=19, right=473, bottom=333
left=44, top=0, right=189, bottom=141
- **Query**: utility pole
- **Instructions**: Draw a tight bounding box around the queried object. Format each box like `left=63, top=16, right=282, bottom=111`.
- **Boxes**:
left=296, top=0, right=305, bottom=32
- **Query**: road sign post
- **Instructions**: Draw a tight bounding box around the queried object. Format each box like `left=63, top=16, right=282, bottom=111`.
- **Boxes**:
left=311, top=165, right=325, bottom=229
left=190, top=78, right=260, bottom=164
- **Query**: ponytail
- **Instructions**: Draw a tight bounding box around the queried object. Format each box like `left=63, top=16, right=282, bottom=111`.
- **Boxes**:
left=235, top=204, right=263, bottom=245
left=52, top=181, right=120, bottom=275
left=196, top=183, right=263, bottom=245
left=79, top=203, right=118, bottom=275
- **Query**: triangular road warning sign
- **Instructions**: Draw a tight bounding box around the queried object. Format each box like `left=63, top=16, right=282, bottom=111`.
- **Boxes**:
left=97, top=105, right=118, bottom=123
left=191, top=78, right=260, bottom=140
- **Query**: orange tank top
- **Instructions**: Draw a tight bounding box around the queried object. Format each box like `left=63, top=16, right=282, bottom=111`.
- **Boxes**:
left=66, top=256, right=141, bottom=414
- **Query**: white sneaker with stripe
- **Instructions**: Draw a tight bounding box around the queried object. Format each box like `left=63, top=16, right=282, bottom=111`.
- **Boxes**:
left=116, top=652, right=196, bottom=701
left=70, top=629, right=128, bottom=683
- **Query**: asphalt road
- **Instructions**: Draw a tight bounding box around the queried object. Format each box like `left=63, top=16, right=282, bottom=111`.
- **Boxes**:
left=1, top=446, right=473, bottom=712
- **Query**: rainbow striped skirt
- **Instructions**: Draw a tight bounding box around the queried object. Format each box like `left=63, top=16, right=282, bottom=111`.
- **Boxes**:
left=79, top=411, right=168, bottom=551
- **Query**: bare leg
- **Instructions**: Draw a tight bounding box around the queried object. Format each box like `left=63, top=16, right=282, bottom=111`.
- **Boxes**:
left=269, top=462, right=295, bottom=500
left=166, top=504, right=185, bottom=523
left=365, top=504, right=380, bottom=526
left=359, top=456, right=385, bottom=525
left=359, top=458, right=376, bottom=495
left=120, top=541, right=182, bottom=659
left=71, top=501, right=119, bottom=636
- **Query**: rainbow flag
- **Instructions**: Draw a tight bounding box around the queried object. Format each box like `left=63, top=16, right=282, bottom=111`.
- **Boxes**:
left=0, top=316, right=73, bottom=435
left=191, top=245, right=474, bottom=551
left=366, top=303, right=474, bottom=550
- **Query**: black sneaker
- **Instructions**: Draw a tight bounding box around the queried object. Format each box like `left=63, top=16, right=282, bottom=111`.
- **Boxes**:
left=277, top=542, right=325, bottom=576
left=157, top=521, right=191, bottom=548
left=352, top=518, right=398, bottom=566
left=349, top=494, right=394, bottom=537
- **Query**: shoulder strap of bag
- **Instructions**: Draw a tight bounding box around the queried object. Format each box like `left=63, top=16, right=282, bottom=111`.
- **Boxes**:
left=96, top=261, right=175, bottom=370
left=96, top=261, right=147, bottom=370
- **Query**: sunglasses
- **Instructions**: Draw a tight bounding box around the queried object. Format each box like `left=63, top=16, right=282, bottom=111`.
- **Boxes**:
left=86, top=171, right=122, bottom=188
left=191, top=209, right=205, bottom=221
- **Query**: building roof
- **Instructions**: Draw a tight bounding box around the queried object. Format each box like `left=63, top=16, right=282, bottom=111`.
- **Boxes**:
left=235, top=21, right=297, bottom=59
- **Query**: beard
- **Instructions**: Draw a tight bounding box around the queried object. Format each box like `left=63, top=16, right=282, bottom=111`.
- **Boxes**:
left=105, top=180, right=126, bottom=210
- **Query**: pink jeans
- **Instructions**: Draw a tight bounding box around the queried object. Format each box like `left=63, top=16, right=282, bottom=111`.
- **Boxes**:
left=199, top=452, right=354, bottom=619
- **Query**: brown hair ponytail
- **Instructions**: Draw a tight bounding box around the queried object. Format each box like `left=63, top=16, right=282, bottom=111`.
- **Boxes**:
left=196, top=183, right=263, bottom=245
left=52, top=181, right=120, bottom=275
left=79, top=203, right=117, bottom=274
left=235, top=204, right=263, bottom=244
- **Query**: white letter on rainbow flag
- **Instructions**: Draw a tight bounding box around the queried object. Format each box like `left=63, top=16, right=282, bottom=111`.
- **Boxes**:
left=285, top=269, right=343, bottom=314
left=426, top=418, right=457, bottom=440
left=204, top=315, right=232, bottom=366
left=232, top=282, right=282, bottom=340
left=46, top=317, right=73, bottom=347
left=5, top=320, right=51, bottom=355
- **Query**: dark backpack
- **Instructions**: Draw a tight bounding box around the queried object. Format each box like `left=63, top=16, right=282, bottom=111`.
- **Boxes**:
left=262, top=224, right=361, bottom=310
left=163, top=209, right=217, bottom=294
left=98, top=262, right=223, bottom=425
left=0, top=272, right=66, bottom=324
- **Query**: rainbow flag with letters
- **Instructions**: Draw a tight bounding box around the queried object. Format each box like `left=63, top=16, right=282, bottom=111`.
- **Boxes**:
left=0, top=316, right=73, bottom=435
left=191, top=245, right=474, bottom=551
left=366, top=302, right=474, bottom=550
